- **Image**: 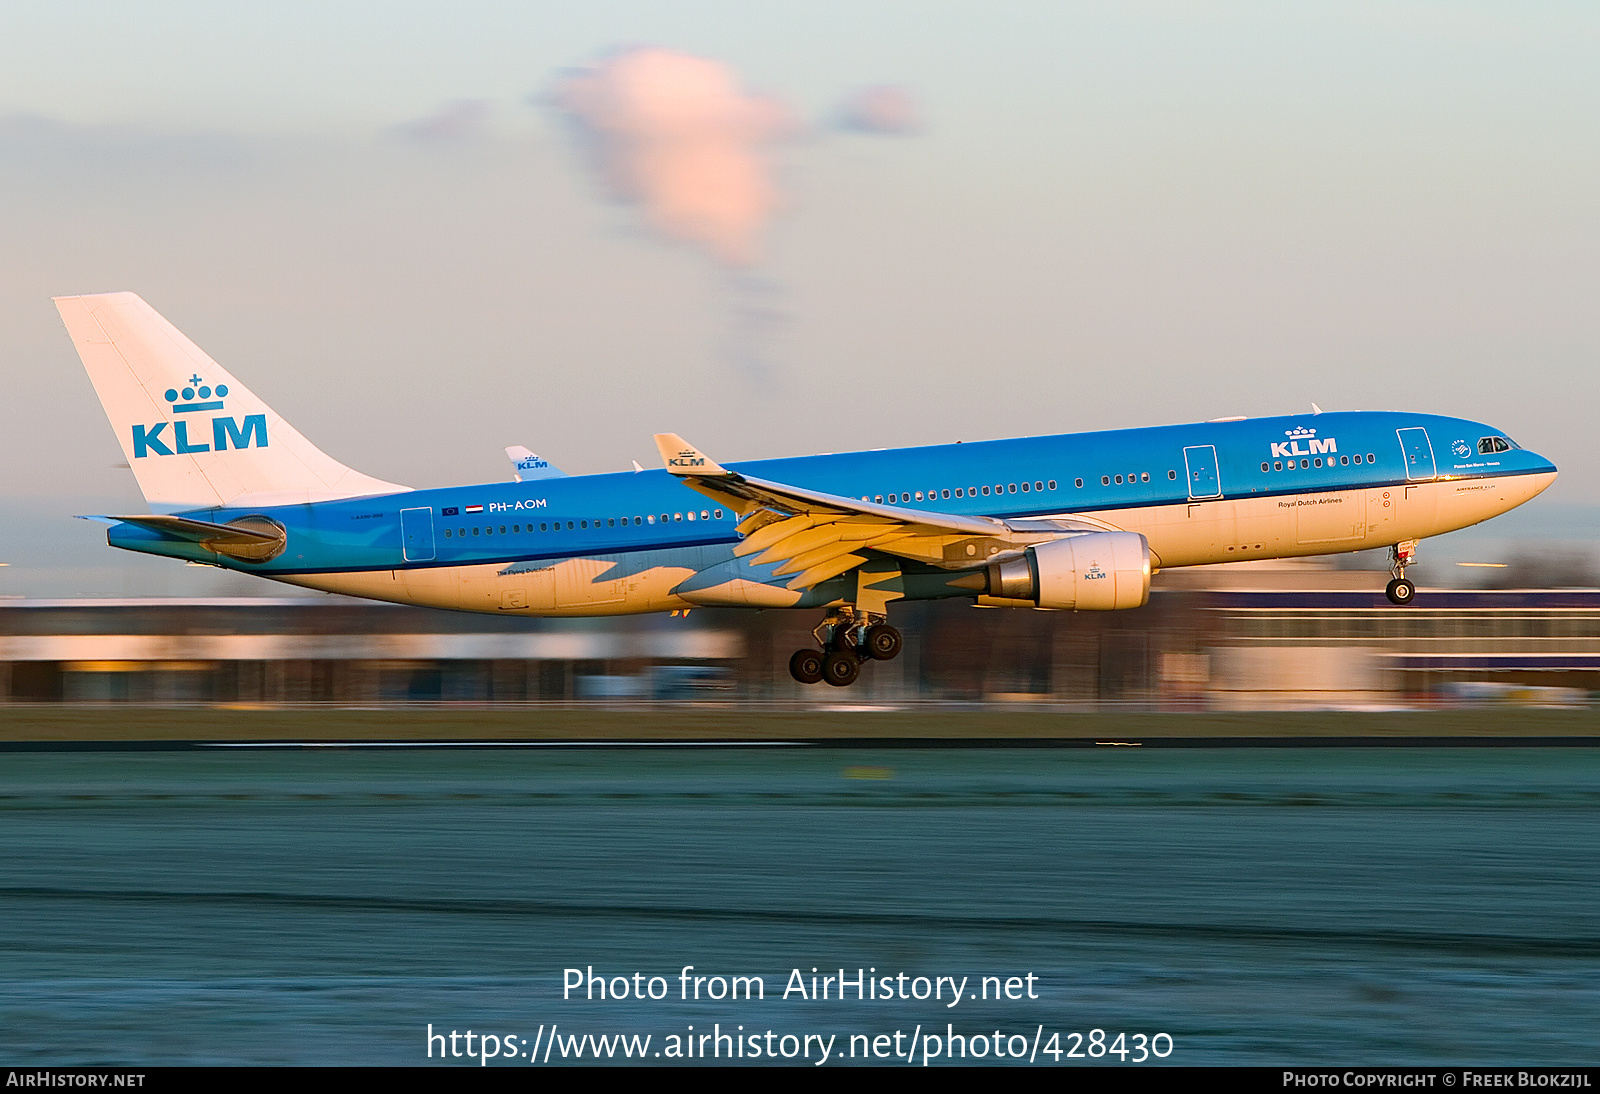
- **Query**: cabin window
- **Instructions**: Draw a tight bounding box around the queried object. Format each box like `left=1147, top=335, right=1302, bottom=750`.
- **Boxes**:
left=1048, top=480, right=1056, bottom=490
left=714, top=510, right=723, bottom=519
left=1020, top=482, right=1030, bottom=492
left=874, top=495, right=883, bottom=504
left=660, top=515, right=669, bottom=524
left=1008, top=483, right=1017, bottom=493
left=674, top=513, right=682, bottom=522
left=1341, top=456, right=1349, bottom=465
left=1300, top=459, right=1309, bottom=468
left=498, top=526, right=505, bottom=534
left=1352, top=455, right=1361, bottom=465
left=942, top=489, right=951, bottom=499
left=1168, top=470, right=1177, bottom=480
left=1274, top=461, right=1283, bottom=471
left=1101, top=476, right=1110, bottom=486
left=473, top=527, right=480, bottom=536
left=1074, top=479, right=1083, bottom=488
left=1313, top=458, right=1322, bottom=468
left=647, top=515, right=655, bottom=524
left=540, top=523, right=548, bottom=532
left=1261, top=463, right=1269, bottom=472
left=567, top=521, right=574, bottom=530
left=982, top=486, right=991, bottom=495
left=687, top=511, right=696, bottom=521
left=1366, top=453, right=1375, bottom=463
left=1139, top=473, right=1148, bottom=483
left=1114, top=475, right=1123, bottom=485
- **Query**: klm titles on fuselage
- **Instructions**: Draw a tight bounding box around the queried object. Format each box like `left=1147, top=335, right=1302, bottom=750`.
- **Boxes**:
left=1270, top=427, right=1337, bottom=460
left=130, top=377, right=267, bottom=459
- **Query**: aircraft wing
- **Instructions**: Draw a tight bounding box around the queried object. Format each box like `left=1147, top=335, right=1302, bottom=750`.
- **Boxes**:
left=652, top=434, right=1080, bottom=591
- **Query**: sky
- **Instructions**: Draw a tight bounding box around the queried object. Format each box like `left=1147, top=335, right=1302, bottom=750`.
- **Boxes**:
left=2, top=2, right=1598, bottom=596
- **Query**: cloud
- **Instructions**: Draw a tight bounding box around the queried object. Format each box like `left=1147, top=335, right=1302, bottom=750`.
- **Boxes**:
left=552, top=47, right=795, bottom=267
left=398, top=99, right=490, bottom=142
left=835, top=85, right=920, bottom=135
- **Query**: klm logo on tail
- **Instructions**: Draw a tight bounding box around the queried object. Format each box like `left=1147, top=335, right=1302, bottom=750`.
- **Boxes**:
left=131, top=374, right=267, bottom=458
left=669, top=449, right=706, bottom=469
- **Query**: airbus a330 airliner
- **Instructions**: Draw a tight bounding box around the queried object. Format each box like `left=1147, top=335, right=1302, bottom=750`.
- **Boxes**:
left=58, top=292, right=1557, bottom=687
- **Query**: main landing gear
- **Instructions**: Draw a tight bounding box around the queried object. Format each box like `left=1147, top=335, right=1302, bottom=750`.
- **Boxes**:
left=788, top=609, right=902, bottom=687
left=1386, top=540, right=1419, bottom=606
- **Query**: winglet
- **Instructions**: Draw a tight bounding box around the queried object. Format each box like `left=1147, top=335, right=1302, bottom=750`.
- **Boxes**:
left=653, top=434, right=730, bottom=477
left=504, top=445, right=567, bottom=482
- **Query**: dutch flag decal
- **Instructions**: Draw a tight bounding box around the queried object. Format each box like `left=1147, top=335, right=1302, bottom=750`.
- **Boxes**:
left=465, top=505, right=483, bottom=514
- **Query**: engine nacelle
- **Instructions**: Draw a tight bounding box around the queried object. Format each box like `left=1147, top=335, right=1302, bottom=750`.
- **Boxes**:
left=986, top=531, right=1150, bottom=610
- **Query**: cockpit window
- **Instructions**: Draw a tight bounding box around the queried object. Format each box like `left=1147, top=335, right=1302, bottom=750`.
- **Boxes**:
left=1478, top=437, right=1495, bottom=455
left=1493, top=437, right=1511, bottom=452
left=1480, top=436, right=1515, bottom=454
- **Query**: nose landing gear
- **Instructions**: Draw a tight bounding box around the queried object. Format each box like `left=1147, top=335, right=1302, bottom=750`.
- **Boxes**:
left=788, top=609, right=902, bottom=686
left=1386, top=540, right=1419, bottom=605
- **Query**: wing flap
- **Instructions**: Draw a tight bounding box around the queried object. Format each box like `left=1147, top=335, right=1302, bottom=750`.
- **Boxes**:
left=653, top=433, right=1088, bottom=589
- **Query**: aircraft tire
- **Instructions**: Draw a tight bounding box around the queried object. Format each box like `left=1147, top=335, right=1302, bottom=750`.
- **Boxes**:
left=1385, top=578, right=1416, bottom=606
left=864, top=624, right=902, bottom=661
left=829, top=627, right=858, bottom=653
left=789, top=648, right=824, bottom=684
left=821, top=650, right=861, bottom=687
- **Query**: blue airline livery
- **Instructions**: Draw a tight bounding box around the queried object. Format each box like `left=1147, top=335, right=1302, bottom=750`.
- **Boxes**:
left=58, top=292, right=1557, bottom=686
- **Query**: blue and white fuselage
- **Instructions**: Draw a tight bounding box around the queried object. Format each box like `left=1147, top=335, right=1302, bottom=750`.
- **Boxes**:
left=58, top=294, right=1556, bottom=648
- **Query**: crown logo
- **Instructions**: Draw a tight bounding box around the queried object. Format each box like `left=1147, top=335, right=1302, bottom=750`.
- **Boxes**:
left=164, top=374, right=228, bottom=414
left=1285, top=426, right=1317, bottom=439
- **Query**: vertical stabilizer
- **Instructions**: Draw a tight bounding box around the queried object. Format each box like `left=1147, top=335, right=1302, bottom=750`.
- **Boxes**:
left=56, top=293, right=409, bottom=512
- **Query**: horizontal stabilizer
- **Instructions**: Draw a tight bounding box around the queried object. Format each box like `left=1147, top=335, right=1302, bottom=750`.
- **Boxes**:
left=90, top=513, right=287, bottom=562
left=94, top=514, right=282, bottom=544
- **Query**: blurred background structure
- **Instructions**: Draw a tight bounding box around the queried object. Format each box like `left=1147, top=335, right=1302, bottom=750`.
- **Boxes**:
left=3, top=557, right=1595, bottom=709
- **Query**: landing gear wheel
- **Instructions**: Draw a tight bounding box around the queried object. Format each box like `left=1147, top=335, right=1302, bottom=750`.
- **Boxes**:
left=821, top=650, right=861, bottom=687
left=863, top=624, right=902, bottom=661
left=1385, top=578, right=1416, bottom=606
left=788, top=648, right=824, bottom=684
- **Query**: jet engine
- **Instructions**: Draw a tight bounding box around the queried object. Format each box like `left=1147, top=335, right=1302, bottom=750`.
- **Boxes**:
left=981, top=530, right=1150, bottom=610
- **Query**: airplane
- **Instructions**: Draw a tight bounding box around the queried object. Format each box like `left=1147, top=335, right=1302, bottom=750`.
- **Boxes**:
left=56, top=292, right=1558, bottom=687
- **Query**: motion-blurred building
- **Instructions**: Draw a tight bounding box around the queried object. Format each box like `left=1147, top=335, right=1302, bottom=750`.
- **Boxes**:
left=1, top=561, right=1596, bottom=708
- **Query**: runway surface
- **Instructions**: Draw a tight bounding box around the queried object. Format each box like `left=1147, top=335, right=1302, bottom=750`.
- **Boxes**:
left=2, top=746, right=1596, bottom=1064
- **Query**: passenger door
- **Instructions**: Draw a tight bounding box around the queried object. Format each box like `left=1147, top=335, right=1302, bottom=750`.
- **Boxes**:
left=400, top=507, right=436, bottom=562
left=1397, top=428, right=1436, bottom=481
left=1183, top=445, right=1222, bottom=500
